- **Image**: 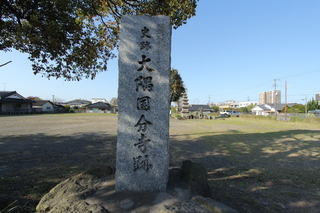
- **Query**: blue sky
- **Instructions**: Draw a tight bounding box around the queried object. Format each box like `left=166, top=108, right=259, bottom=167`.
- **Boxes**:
left=1, top=0, right=320, bottom=104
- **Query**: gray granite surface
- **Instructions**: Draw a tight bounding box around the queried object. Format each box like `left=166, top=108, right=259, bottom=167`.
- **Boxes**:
left=116, top=15, right=172, bottom=191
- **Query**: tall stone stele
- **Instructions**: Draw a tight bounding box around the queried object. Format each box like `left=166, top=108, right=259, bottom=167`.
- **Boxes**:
left=116, top=15, right=172, bottom=191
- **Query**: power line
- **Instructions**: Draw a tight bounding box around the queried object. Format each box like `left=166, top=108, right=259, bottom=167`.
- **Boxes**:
left=278, top=68, right=320, bottom=80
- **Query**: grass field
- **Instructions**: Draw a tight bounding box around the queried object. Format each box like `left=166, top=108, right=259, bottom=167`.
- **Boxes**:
left=0, top=114, right=319, bottom=212
left=169, top=117, right=320, bottom=213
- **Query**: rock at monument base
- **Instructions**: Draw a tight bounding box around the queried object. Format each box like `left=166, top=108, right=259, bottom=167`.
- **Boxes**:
left=163, top=196, right=238, bottom=213
left=36, top=163, right=237, bottom=213
left=36, top=166, right=114, bottom=213
left=180, top=160, right=211, bottom=197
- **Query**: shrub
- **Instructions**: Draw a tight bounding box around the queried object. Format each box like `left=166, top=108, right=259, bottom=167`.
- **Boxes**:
left=290, top=116, right=303, bottom=122
left=175, top=114, right=182, bottom=119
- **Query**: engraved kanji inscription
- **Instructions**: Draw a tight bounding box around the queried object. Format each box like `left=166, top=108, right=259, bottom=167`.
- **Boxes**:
left=140, top=41, right=151, bottom=50
left=137, top=55, right=154, bottom=72
left=137, top=96, right=150, bottom=110
left=134, top=133, right=151, bottom=153
left=135, top=115, right=152, bottom=132
left=141, top=27, right=151, bottom=38
left=133, top=155, right=152, bottom=172
left=135, top=76, right=153, bottom=92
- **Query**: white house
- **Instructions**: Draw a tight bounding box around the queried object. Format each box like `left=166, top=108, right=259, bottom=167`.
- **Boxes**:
left=92, top=98, right=108, bottom=104
left=64, top=99, right=91, bottom=108
left=238, top=101, right=258, bottom=108
left=33, top=100, right=55, bottom=112
left=251, top=103, right=297, bottom=116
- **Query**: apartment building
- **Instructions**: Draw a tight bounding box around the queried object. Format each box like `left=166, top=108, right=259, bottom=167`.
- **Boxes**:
left=259, top=90, right=281, bottom=105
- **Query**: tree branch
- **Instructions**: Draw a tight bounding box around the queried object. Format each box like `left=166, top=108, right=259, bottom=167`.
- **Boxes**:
left=2, top=0, right=23, bottom=26
left=0, top=60, right=12, bottom=67
left=106, top=0, right=121, bottom=18
left=122, top=0, right=140, bottom=7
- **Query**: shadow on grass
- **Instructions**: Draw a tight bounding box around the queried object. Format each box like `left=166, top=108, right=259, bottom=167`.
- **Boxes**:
left=0, top=132, right=117, bottom=211
left=1, top=129, right=319, bottom=212
left=170, top=129, right=320, bottom=213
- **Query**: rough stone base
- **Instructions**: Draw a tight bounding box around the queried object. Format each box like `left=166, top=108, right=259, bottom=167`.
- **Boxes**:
left=36, top=162, right=238, bottom=213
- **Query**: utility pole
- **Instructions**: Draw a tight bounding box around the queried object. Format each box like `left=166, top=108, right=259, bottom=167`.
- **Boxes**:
left=285, top=81, right=287, bottom=120
left=1, top=83, right=6, bottom=91
left=302, top=96, right=308, bottom=117
left=285, top=81, right=290, bottom=121
left=273, top=79, right=280, bottom=116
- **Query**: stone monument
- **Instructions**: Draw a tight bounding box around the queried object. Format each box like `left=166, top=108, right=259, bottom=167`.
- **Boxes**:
left=116, top=15, right=172, bottom=191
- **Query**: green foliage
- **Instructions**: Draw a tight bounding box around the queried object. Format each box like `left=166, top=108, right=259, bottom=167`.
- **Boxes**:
left=211, top=106, right=219, bottom=112
left=239, top=107, right=249, bottom=113
left=64, top=104, right=71, bottom=111
left=285, top=104, right=305, bottom=113
left=174, top=114, right=182, bottom=119
left=242, top=114, right=320, bottom=124
left=247, top=104, right=256, bottom=111
left=241, top=114, right=276, bottom=121
left=290, top=116, right=320, bottom=124
left=0, top=200, right=34, bottom=213
left=26, top=96, right=42, bottom=101
left=109, top=97, right=118, bottom=107
left=1, top=0, right=198, bottom=81
left=281, top=104, right=288, bottom=113
left=170, top=68, right=186, bottom=102
left=170, top=106, right=177, bottom=113
left=307, top=98, right=320, bottom=111
left=290, top=116, right=304, bottom=122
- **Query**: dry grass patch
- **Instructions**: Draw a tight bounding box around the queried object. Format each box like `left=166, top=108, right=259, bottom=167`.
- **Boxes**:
left=169, top=117, right=320, bottom=212
left=1, top=115, right=320, bottom=212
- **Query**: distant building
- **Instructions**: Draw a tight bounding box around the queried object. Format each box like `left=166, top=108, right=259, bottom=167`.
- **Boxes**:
left=252, top=103, right=296, bottom=116
left=92, top=98, right=108, bottom=104
left=316, top=93, right=320, bottom=103
left=217, top=100, right=239, bottom=109
left=0, top=91, right=34, bottom=114
left=33, top=100, right=55, bottom=112
left=188, top=104, right=213, bottom=114
left=259, top=90, right=281, bottom=105
left=64, top=99, right=91, bottom=108
left=86, top=102, right=111, bottom=113
left=238, top=101, right=258, bottom=108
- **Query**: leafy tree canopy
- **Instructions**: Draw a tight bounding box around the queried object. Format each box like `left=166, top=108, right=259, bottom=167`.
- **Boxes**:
left=239, top=107, right=248, bottom=113
left=1, top=0, right=198, bottom=81
left=170, top=68, right=185, bottom=102
left=282, top=104, right=305, bottom=113
left=109, top=97, right=118, bottom=106
left=211, top=105, right=219, bottom=112
left=26, top=96, right=42, bottom=100
left=247, top=104, right=256, bottom=111
left=307, top=98, right=320, bottom=111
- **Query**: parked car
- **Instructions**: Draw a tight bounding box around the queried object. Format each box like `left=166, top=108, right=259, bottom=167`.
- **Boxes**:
left=308, top=110, right=320, bottom=114
left=220, top=110, right=241, bottom=117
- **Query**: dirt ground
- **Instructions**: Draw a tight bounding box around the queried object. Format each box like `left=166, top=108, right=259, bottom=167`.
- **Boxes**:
left=0, top=114, right=319, bottom=212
